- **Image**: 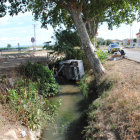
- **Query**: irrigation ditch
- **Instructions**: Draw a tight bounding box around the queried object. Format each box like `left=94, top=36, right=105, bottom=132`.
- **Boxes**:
left=40, top=75, right=98, bottom=140
left=0, top=52, right=97, bottom=140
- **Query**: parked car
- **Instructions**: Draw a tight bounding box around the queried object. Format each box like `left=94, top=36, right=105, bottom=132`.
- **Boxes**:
left=108, top=43, right=122, bottom=53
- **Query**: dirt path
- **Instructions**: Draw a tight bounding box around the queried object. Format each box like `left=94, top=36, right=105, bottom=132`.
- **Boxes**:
left=0, top=103, right=30, bottom=140
left=0, top=51, right=50, bottom=77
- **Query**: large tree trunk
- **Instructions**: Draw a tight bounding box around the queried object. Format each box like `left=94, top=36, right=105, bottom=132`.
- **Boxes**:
left=68, top=6, right=105, bottom=78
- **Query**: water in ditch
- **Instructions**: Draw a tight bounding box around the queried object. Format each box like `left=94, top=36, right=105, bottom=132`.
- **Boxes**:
left=41, top=77, right=97, bottom=140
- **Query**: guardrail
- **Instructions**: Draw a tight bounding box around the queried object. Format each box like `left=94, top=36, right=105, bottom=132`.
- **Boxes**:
left=0, top=49, right=21, bottom=55
left=0, top=48, right=42, bottom=55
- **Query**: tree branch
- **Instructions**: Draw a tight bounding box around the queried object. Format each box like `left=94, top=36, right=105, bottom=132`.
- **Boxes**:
left=84, top=0, right=117, bottom=24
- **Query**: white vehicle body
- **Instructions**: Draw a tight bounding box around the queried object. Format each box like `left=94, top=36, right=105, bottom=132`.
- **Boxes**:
left=54, top=60, right=84, bottom=81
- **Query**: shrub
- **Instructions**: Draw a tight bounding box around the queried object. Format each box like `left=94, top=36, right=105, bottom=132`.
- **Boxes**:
left=19, top=62, right=59, bottom=97
left=44, top=29, right=82, bottom=60
left=96, top=44, right=100, bottom=49
left=8, top=78, right=61, bottom=130
left=79, top=75, right=90, bottom=98
left=0, top=63, right=61, bottom=130
left=79, top=74, right=96, bottom=97
left=96, top=49, right=109, bottom=63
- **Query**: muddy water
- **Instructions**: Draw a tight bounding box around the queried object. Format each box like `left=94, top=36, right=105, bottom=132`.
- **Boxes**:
left=41, top=77, right=90, bottom=140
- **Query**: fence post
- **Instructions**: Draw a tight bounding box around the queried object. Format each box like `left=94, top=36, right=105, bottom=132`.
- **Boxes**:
left=18, top=49, right=21, bottom=54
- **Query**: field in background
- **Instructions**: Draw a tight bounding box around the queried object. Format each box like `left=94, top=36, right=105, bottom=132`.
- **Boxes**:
left=0, top=46, right=44, bottom=55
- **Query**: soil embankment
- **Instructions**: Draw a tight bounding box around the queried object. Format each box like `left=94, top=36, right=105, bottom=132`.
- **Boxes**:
left=1, top=51, right=140, bottom=140
left=85, top=59, right=140, bottom=139
left=0, top=51, right=49, bottom=77
left=0, top=51, right=51, bottom=140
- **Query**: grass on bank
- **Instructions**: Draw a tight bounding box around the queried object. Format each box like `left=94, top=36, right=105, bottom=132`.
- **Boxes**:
left=0, top=62, right=60, bottom=130
left=80, top=60, right=140, bottom=140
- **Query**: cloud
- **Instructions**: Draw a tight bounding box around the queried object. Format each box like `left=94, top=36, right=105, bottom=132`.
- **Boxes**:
left=22, top=30, right=28, bottom=33
left=1, top=11, right=139, bottom=47
left=0, top=12, right=54, bottom=47
left=0, top=37, right=18, bottom=41
left=17, top=22, right=24, bottom=25
left=98, top=21, right=140, bottom=40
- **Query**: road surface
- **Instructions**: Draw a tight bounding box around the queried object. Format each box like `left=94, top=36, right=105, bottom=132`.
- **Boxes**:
left=124, top=49, right=140, bottom=63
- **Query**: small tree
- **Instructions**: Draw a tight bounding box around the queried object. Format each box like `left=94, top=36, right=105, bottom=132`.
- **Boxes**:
left=7, top=44, right=12, bottom=49
left=133, top=38, right=137, bottom=42
left=43, top=41, right=52, bottom=50
left=103, top=39, right=113, bottom=46
left=106, top=39, right=113, bottom=45
left=43, top=29, right=82, bottom=60
left=97, top=40, right=101, bottom=46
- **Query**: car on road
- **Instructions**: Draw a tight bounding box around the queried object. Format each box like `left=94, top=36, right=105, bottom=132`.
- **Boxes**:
left=108, top=43, right=122, bottom=53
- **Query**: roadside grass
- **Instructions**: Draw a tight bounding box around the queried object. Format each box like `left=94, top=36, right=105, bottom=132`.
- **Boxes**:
left=79, top=49, right=110, bottom=95
left=83, top=59, right=140, bottom=140
left=96, top=49, right=109, bottom=64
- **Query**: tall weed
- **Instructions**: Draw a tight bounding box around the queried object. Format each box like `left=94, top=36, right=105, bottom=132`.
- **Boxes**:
left=79, top=75, right=95, bottom=97
left=0, top=62, right=61, bottom=130
left=97, top=49, right=109, bottom=64
left=19, top=62, right=58, bottom=97
left=8, top=78, right=61, bottom=130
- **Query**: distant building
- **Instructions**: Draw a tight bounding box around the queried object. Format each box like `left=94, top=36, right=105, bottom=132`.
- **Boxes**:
left=112, top=39, right=123, bottom=45
left=123, top=39, right=134, bottom=46
left=127, top=39, right=133, bottom=44
left=136, top=29, right=140, bottom=43
left=123, top=39, right=128, bottom=46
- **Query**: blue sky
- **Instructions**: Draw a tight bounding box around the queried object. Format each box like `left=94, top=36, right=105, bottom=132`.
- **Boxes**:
left=0, top=12, right=140, bottom=48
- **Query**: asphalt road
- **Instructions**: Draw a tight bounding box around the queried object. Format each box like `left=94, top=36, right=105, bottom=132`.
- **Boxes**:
left=124, top=49, right=140, bottom=63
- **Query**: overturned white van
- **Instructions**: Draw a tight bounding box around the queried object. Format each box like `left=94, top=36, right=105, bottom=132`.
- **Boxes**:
left=54, top=60, right=84, bottom=82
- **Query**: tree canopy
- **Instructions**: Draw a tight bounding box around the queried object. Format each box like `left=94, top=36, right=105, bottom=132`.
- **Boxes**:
left=1, top=0, right=139, bottom=30
left=44, top=29, right=82, bottom=59
left=103, top=39, right=113, bottom=46
left=133, top=38, right=137, bottom=42
left=1, top=1, right=139, bottom=31
left=7, top=44, right=12, bottom=49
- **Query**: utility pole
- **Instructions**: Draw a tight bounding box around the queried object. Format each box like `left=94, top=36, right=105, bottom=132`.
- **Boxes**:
left=130, top=25, right=131, bottom=48
left=132, top=23, right=133, bottom=47
left=125, top=31, right=126, bottom=47
left=33, top=24, right=37, bottom=50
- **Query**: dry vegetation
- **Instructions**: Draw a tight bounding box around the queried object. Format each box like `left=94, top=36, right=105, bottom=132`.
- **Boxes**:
left=0, top=51, right=140, bottom=140
left=0, top=51, right=60, bottom=140
left=85, top=59, right=140, bottom=140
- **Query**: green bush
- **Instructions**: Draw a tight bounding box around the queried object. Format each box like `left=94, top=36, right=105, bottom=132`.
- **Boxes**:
left=79, top=75, right=95, bottom=97
left=44, top=29, right=82, bottom=60
left=79, top=75, right=90, bottom=98
left=96, top=44, right=100, bottom=49
left=19, top=62, right=59, bottom=97
left=9, top=78, right=61, bottom=130
left=96, top=49, right=109, bottom=64
left=0, top=62, right=61, bottom=130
